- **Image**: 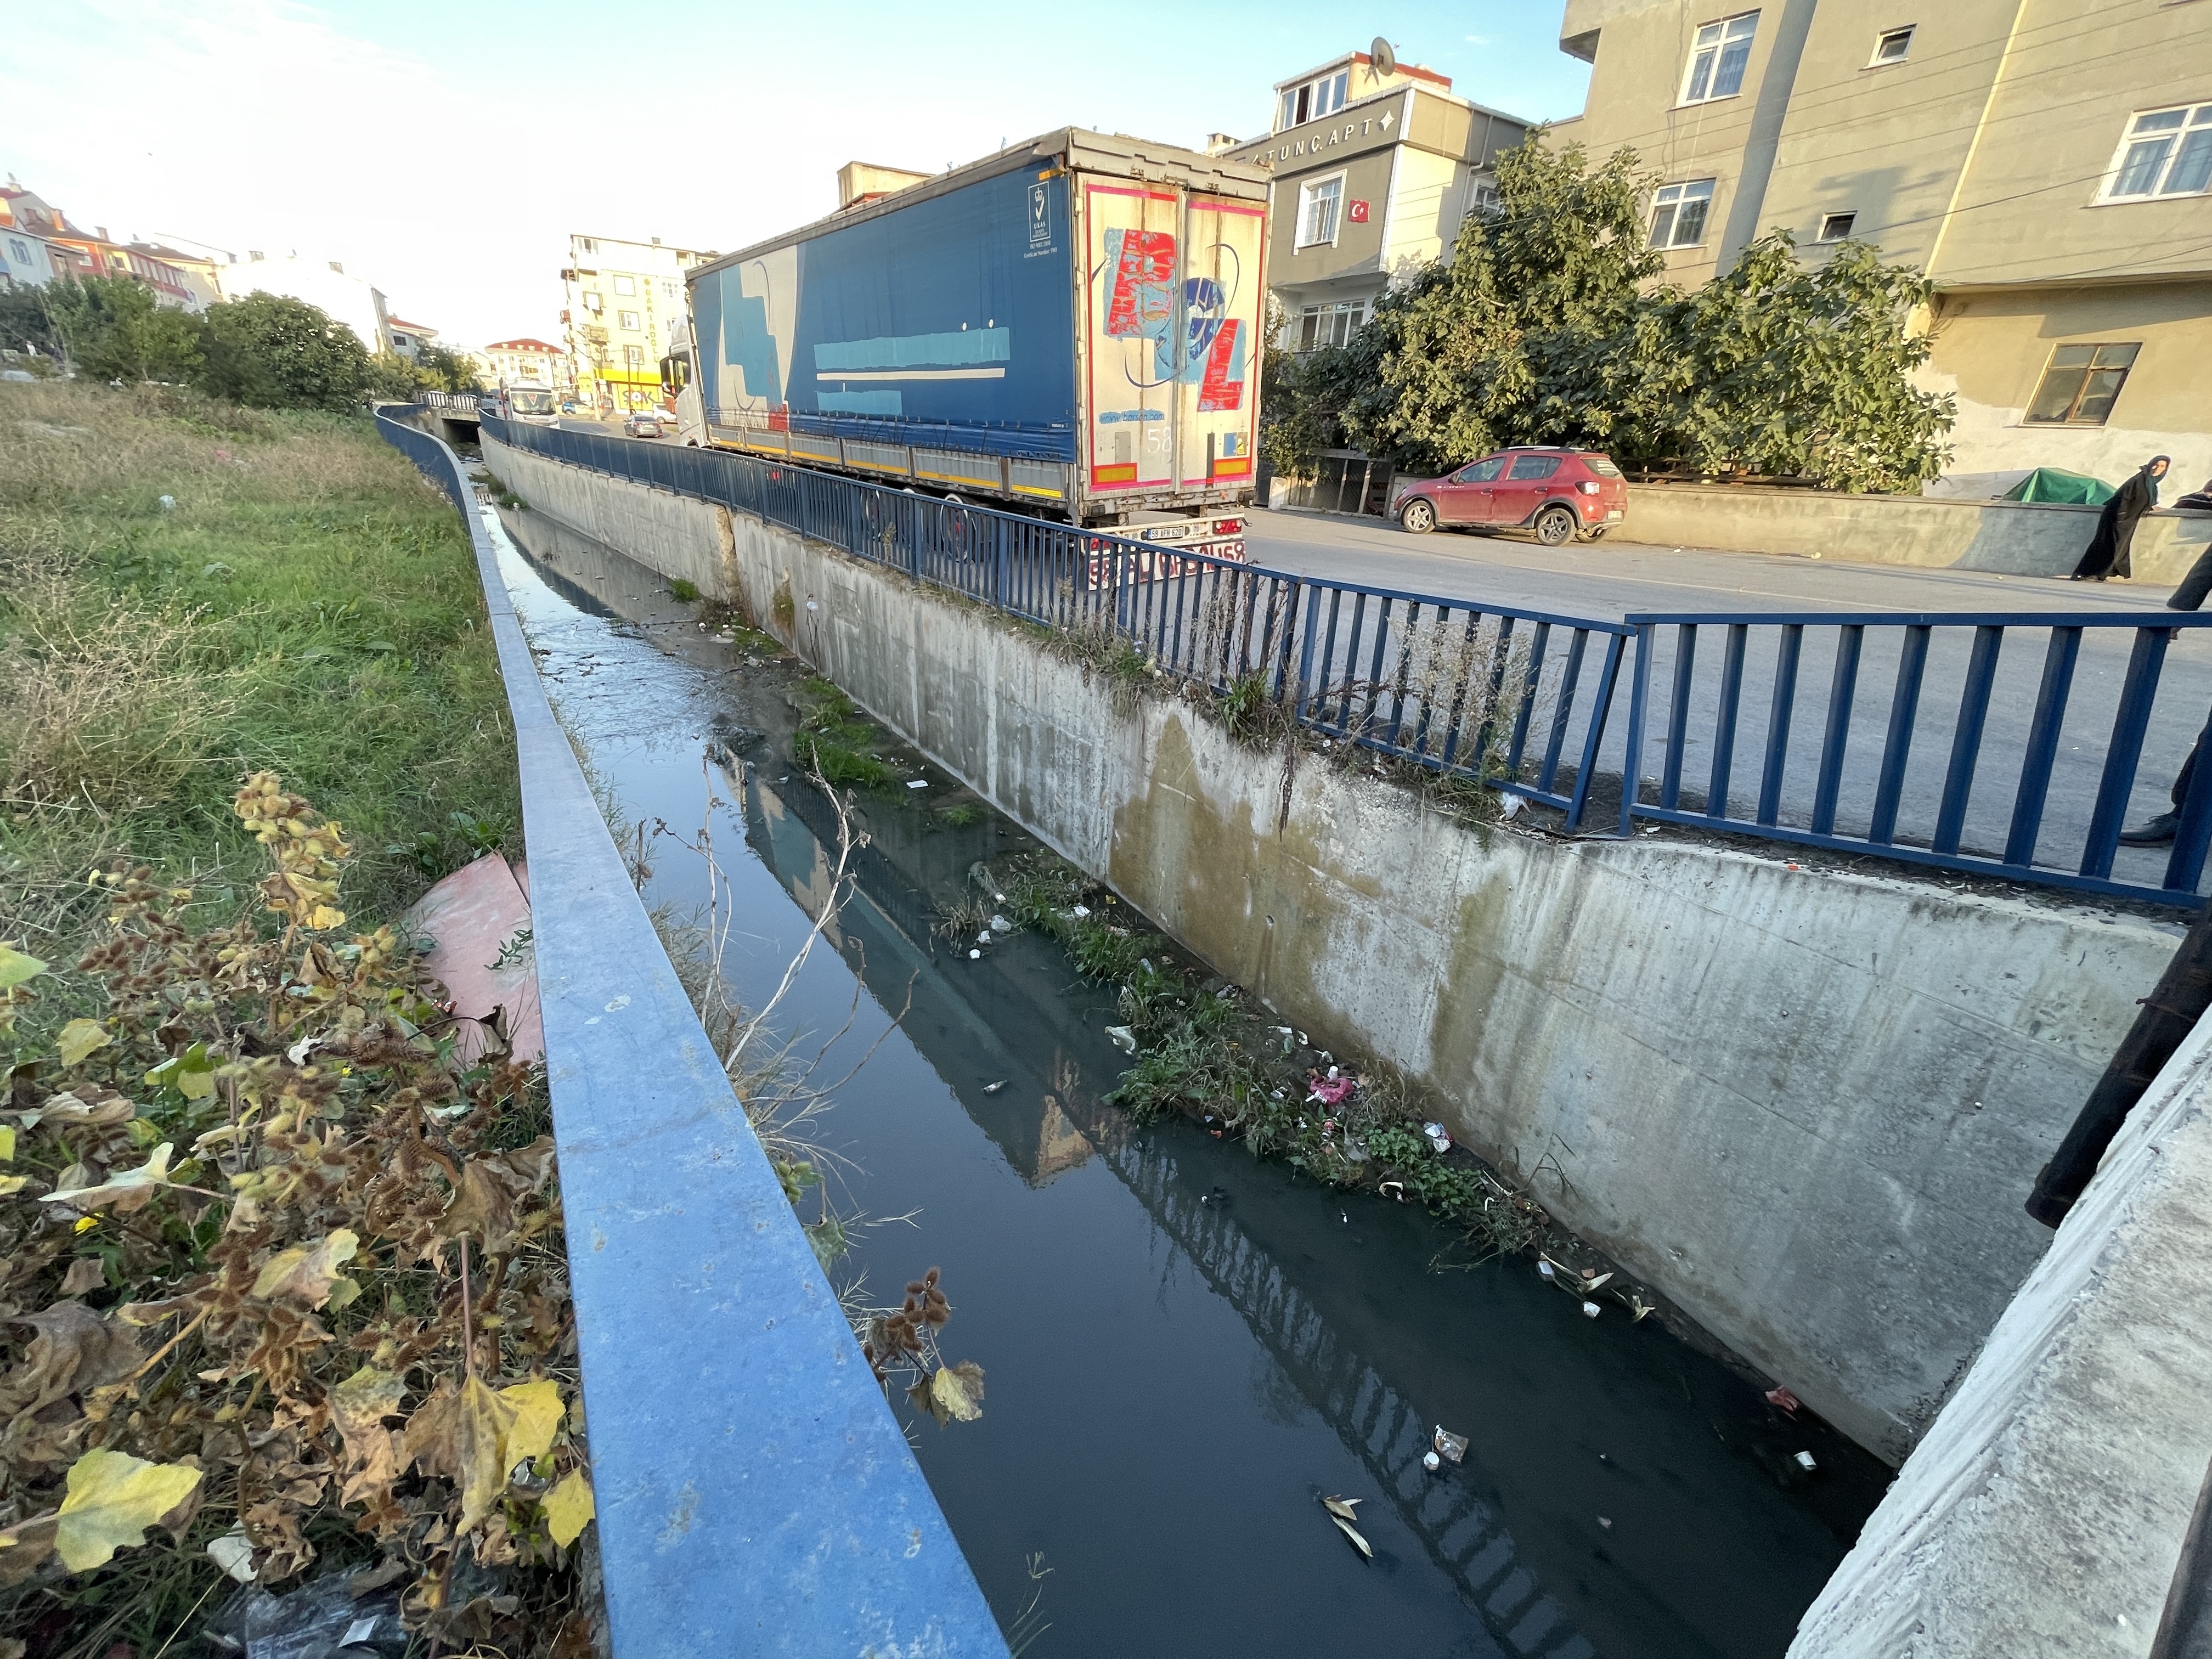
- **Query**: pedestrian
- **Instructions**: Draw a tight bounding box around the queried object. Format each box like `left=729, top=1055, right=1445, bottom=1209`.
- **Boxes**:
left=2120, top=702, right=2212, bottom=845
left=2071, top=455, right=2169, bottom=580
left=2177, top=478, right=2212, bottom=512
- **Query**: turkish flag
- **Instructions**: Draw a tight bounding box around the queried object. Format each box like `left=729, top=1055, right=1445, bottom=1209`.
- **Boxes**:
left=1348, top=200, right=1370, bottom=223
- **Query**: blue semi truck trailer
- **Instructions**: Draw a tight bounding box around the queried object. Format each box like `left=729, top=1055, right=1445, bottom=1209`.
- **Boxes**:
left=672, top=128, right=1269, bottom=562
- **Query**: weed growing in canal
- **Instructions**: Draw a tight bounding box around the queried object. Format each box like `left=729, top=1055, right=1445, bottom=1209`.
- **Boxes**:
left=935, top=800, right=986, bottom=830
left=791, top=677, right=901, bottom=791
left=665, top=577, right=700, bottom=603
left=1218, top=669, right=1294, bottom=748
left=772, top=576, right=796, bottom=630
left=984, top=848, right=1553, bottom=1264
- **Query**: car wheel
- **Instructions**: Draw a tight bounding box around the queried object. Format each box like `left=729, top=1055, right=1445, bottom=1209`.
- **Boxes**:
left=1400, top=498, right=1437, bottom=534
left=1534, top=506, right=1577, bottom=546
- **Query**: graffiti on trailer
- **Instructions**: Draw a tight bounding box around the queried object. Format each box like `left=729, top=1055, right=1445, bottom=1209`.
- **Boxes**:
left=1100, top=229, right=1248, bottom=408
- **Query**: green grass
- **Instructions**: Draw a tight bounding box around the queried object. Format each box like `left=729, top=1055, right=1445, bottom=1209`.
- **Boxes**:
left=1, top=380, right=520, bottom=971
left=791, top=676, right=901, bottom=789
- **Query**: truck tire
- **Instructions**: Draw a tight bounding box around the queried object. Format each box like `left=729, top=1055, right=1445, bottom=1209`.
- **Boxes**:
left=1534, top=505, right=1577, bottom=546
left=1400, top=498, right=1437, bottom=534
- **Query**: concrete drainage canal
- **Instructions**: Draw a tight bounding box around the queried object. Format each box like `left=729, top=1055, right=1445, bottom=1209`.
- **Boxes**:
left=489, top=496, right=1890, bottom=1658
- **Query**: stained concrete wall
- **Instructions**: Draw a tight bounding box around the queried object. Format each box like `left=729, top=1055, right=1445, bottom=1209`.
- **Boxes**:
left=485, top=435, right=2181, bottom=1462
left=1623, top=481, right=2212, bottom=585
left=1788, top=1006, right=2212, bottom=1657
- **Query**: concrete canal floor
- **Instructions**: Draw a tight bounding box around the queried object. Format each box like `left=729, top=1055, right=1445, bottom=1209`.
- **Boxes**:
left=489, top=498, right=1892, bottom=1659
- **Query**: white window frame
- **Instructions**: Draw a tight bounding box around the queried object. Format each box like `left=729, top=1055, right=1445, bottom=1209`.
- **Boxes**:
left=613, top=273, right=637, bottom=295
left=1816, top=211, right=1857, bottom=241
left=1649, top=178, right=1717, bottom=249
left=2100, top=103, right=2212, bottom=202
left=618, top=309, right=641, bottom=331
left=1296, top=172, right=1347, bottom=249
left=1680, top=11, right=1758, bottom=106
left=1869, top=25, right=1914, bottom=66
left=1293, top=298, right=1369, bottom=352
left=1276, top=68, right=1352, bottom=132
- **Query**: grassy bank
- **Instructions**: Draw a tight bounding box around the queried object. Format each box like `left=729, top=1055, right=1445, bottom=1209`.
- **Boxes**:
left=2, top=380, right=519, bottom=968
left=0, top=386, right=572, bottom=1657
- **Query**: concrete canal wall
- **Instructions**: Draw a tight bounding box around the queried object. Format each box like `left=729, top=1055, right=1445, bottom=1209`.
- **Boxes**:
left=486, top=435, right=2181, bottom=1462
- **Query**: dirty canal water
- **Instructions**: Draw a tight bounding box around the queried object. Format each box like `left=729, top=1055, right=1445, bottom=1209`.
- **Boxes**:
left=487, top=497, right=1890, bottom=1659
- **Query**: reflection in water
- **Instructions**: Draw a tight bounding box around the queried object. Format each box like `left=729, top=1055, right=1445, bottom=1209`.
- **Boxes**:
left=493, top=499, right=1889, bottom=1659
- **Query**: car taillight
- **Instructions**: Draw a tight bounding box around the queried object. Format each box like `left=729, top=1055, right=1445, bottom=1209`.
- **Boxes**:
left=1211, top=517, right=1245, bottom=534
left=1577, top=479, right=1601, bottom=495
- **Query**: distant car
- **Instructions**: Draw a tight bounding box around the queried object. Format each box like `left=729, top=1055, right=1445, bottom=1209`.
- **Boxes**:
left=1391, top=448, right=1628, bottom=546
left=476, top=394, right=501, bottom=414
left=623, top=412, right=663, bottom=438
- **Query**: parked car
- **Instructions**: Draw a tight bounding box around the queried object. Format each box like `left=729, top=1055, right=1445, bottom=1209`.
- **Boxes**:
left=623, top=411, right=663, bottom=438
left=1391, top=448, right=1627, bottom=545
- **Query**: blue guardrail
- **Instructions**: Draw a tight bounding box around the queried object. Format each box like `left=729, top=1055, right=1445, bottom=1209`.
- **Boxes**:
left=462, top=408, right=2212, bottom=911
left=376, top=412, right=1011, bottom=1658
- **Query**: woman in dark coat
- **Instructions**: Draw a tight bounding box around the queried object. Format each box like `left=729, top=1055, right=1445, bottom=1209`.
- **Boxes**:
left=2071, top=455, right=2169, bottom=580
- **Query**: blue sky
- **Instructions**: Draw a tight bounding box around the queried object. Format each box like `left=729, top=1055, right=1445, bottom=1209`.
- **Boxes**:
left=2, top=0, right=1591, bottom=347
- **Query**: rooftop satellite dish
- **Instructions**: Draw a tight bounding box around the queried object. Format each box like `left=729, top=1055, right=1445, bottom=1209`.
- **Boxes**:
left=1371, top=36, right=1397, bottom=76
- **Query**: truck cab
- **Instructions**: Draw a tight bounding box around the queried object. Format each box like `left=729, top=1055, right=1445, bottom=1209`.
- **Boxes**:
left=661, top=315, right=702, bottom=446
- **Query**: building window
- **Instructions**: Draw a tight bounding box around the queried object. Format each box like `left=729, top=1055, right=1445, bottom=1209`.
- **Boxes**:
left=1816, top=211, right=1857, bottom=241
left=1681, top=12, right=1758, bottom=104
left=1278, top=69, right=1351, bottom=131
left=2104, top=104, right=2212, bottom=200
left=624, top=346, right=645, bottom=368
left=2025, top=342, right=2140, bottom=425
left=1649, top=179, right=1716, bottom=247
left=618, top=309, right=640, bottom=331
left=584, top=292, right=603, bottom=313
left=613, top=274, right=637, bottom=295
left=1870, top=26, right=1914, bottom=65
left=1293, top=298, right=1368, bottom=352
left=1469, top=178, right=1502, bottom=216
left=1297, top=174, right=1345, bottom=248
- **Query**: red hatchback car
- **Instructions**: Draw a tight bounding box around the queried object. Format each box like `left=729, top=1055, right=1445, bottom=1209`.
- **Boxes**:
left=1392, top=448, right=1628, bottom=545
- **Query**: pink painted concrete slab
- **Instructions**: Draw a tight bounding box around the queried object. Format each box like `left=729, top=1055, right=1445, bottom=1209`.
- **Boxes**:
left=400, top=853, right=543, bottom=1064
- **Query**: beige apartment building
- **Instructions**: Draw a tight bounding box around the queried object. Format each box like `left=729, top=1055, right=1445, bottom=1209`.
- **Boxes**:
left=561, top=234, right=715, bottom=414
left=1227, top=49, right=1532, bottom=355
left=1554, top=0, right=2212, bottom=495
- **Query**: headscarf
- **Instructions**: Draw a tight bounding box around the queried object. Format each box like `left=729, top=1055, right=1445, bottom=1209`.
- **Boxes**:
left=2145, top=454, right=2172, bottom=507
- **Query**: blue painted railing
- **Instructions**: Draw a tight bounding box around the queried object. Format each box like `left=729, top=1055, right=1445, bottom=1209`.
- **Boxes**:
left=375, top=412, right=1011, bottom=1657
left=1619, top=612, right=2212, bottom=905
left=462, top=411, right=2212, bottom=910
left=479, top=414, right=1635, bottom=829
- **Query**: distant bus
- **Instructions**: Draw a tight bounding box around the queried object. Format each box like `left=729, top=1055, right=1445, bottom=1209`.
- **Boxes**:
left=504, top=383, right=558, bottom=426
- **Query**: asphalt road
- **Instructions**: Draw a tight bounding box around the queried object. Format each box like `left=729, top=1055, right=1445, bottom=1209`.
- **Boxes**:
left=1237, top=508, right=2212, bottom=897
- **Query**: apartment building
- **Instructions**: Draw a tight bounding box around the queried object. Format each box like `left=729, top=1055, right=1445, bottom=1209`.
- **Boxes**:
left=560, top=234, right=715, bottom=413
left=479, top=337, right=569, bottom=391
left=1554, top=0, right=2212, bottom=493
left=1227, top=49, right=1532, bottom=354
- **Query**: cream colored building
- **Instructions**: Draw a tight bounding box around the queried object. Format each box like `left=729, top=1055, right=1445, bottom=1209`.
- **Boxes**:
left=1227, top=50, right=1532, bottom=354
left=478, top=337, right=568, bottom=393
left=561, top=234, right=715, bottom=414
left=1554, top=0, right=2212, bottom=495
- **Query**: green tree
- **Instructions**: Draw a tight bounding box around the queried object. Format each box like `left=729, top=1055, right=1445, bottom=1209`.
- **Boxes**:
left=415, top=342, right=477, bottom=393
left=1338, top=138, right=1667, bottom=476
left=41, top=276, right=204, bottom=385
left=363, top=351, right=431, bottom=401
left=197, top=292, right=370, bottom=410
left=1331, top=133, right=1954, bottom=491
left=1657, top=231, right=1953, bottom=490
left=0, top=284, right=62, bottom=360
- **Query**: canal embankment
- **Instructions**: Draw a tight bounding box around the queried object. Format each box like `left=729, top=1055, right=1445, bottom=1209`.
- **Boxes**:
left=482, top=430, right=2182, bottom=1463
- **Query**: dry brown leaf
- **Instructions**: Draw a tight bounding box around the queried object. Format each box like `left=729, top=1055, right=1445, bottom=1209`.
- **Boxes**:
left=453, top=1375, right=518, bottom=1533
left=330, top=1365, right=405, bottom=1507
left=58, top=1259, right=104, bottom=1299
left=0, top=1511, right=59, bottom=1589
left=249, top=1231, right=359, bottom=1307
left=402, top=1380, right=461, bottom=1479
left=16, top=1090, right=134, bottom=1130
left=0, top=1303, right=142, bottom=1418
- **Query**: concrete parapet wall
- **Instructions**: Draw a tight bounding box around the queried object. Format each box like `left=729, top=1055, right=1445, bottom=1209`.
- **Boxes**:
left=487, top=435, right=2181, bottom=1462
left=1788, top=1009, right=2212, bottom=1656
left=1623, top=481, right=2212, bottom=585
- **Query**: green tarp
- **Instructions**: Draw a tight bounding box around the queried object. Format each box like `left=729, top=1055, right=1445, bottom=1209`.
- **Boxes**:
left=2004, top=467, right=2115, bottom=505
